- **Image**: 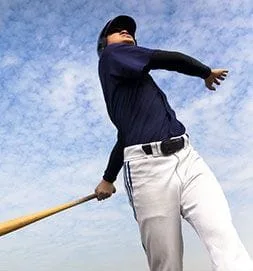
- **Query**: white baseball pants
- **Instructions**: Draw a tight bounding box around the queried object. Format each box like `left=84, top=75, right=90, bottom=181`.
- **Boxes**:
left=123, top=136, right=253, bottom=271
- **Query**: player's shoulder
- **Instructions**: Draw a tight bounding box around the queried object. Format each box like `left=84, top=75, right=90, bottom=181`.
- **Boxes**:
left=99, top=43, right=132, bottom=66
left=101, top=43, right=132, bottom=57
left=100, top=43, right=153, bottom=61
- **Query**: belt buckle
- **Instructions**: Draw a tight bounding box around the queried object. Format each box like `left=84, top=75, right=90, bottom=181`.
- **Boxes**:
left=160, top=137, right=183, bottom=155
left=160, top=139, right=174, bottom=155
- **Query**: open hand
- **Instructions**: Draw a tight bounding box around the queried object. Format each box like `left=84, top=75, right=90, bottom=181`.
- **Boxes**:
left=205, top=69, right=228, bottom=91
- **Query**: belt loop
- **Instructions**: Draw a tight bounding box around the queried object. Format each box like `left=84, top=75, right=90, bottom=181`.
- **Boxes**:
left=154, top=142, right=162, bottom=156
left=149, top=142, right=161, bottom=157
left=142, top=144, right=152, bottom=155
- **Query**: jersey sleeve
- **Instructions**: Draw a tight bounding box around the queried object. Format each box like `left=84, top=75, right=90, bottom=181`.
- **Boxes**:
left=103, top=132, right=124, bottom=183
left=101, top=43, right=154, bottom=78
left=148, top=50, right=211, bottom=79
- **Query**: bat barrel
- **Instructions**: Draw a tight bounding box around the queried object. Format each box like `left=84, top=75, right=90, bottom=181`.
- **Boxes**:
left=0, top=193, right=97, bottom=237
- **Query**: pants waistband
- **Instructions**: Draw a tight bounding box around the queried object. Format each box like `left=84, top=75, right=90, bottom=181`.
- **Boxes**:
left=124, top=134, right=189, bottom=161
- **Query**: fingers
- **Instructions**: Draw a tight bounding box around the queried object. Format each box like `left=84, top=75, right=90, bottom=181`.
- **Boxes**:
left=205, top=76, right=216, bottom=90
left=205, top=69, right=229, bottom=91
left=218, top=70, right=228, bottom=79
left=213, top=78, right=220, bottom=85
left=214, top=70, right=229, bottom=85
left=215, top=69, right=229, bottom=78
left=96, top=191, right=112, bottom=201
left=217, top=75, right=225, bottom=80
left=95, top=187, right=111, bottom=201
left=206, top=82, right=216, bottom=91
left=95, top=181, right=116, bottom=201
left=95, top=189, right=111, bottom=200
left=217, top=73, right=227, bottom=80
left=215, top=69, right=228, bottom=75
left=206, top=78, right=220, bottom=91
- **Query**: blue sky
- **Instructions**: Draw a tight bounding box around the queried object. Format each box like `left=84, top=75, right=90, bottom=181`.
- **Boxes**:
left=0, top=0, right=252, bottom=270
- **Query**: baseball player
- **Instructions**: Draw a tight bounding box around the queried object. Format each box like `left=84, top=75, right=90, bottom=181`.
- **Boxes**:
left=94, top=15, right=253, bottom=271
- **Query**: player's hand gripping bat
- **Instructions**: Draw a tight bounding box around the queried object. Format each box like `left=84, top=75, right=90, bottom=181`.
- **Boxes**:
left=0, top=193, right=97, bottom=237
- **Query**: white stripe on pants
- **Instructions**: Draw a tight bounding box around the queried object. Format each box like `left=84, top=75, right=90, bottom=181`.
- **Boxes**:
left=123, top=138, right=253, bottom=271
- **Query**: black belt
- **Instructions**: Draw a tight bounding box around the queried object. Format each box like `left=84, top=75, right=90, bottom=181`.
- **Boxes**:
left=142, top=136, right=186, bottom=156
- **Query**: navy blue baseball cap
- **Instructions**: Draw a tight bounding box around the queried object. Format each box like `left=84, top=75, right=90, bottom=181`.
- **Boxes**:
left=97, top=15, right=137, bottom=57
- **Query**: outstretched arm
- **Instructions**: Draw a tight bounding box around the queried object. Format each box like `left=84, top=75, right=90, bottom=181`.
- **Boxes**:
left=147, top=50, right=228, bottom=90
left=147, top=50, right=212, bottom=79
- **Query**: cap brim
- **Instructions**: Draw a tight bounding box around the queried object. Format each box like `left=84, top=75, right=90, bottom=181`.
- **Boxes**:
left=105, top=15, right=136, bottom=37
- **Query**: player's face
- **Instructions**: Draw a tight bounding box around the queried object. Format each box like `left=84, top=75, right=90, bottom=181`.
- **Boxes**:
left=107, top=29, right=135, bottom=45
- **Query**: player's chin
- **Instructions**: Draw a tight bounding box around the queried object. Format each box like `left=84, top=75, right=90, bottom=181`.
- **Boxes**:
left=122, top=38, right=136, bottom=45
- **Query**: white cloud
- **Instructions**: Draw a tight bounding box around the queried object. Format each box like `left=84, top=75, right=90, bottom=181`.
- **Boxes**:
left=0, top=54, right=20, bottom=67
left=0, top=1, right=252, bottom=271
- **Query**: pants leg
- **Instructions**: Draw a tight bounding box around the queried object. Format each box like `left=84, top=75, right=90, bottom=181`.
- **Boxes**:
left=124, top=155, right=184, bottom=271
left=179, top=146, right=253, bottom=271
left=140, top=215, right=183, bottom=271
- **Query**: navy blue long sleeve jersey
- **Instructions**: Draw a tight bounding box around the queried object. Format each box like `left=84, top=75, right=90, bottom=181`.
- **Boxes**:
left=98, top=43, right=211, bottom=182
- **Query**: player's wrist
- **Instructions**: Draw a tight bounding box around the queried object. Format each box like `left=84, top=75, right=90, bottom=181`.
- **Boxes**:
left=103, top=174, right=116, bottom=183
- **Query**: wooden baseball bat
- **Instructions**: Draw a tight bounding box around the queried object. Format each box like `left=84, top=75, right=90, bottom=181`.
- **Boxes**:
left=0, top=193, right=97, bottom=237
